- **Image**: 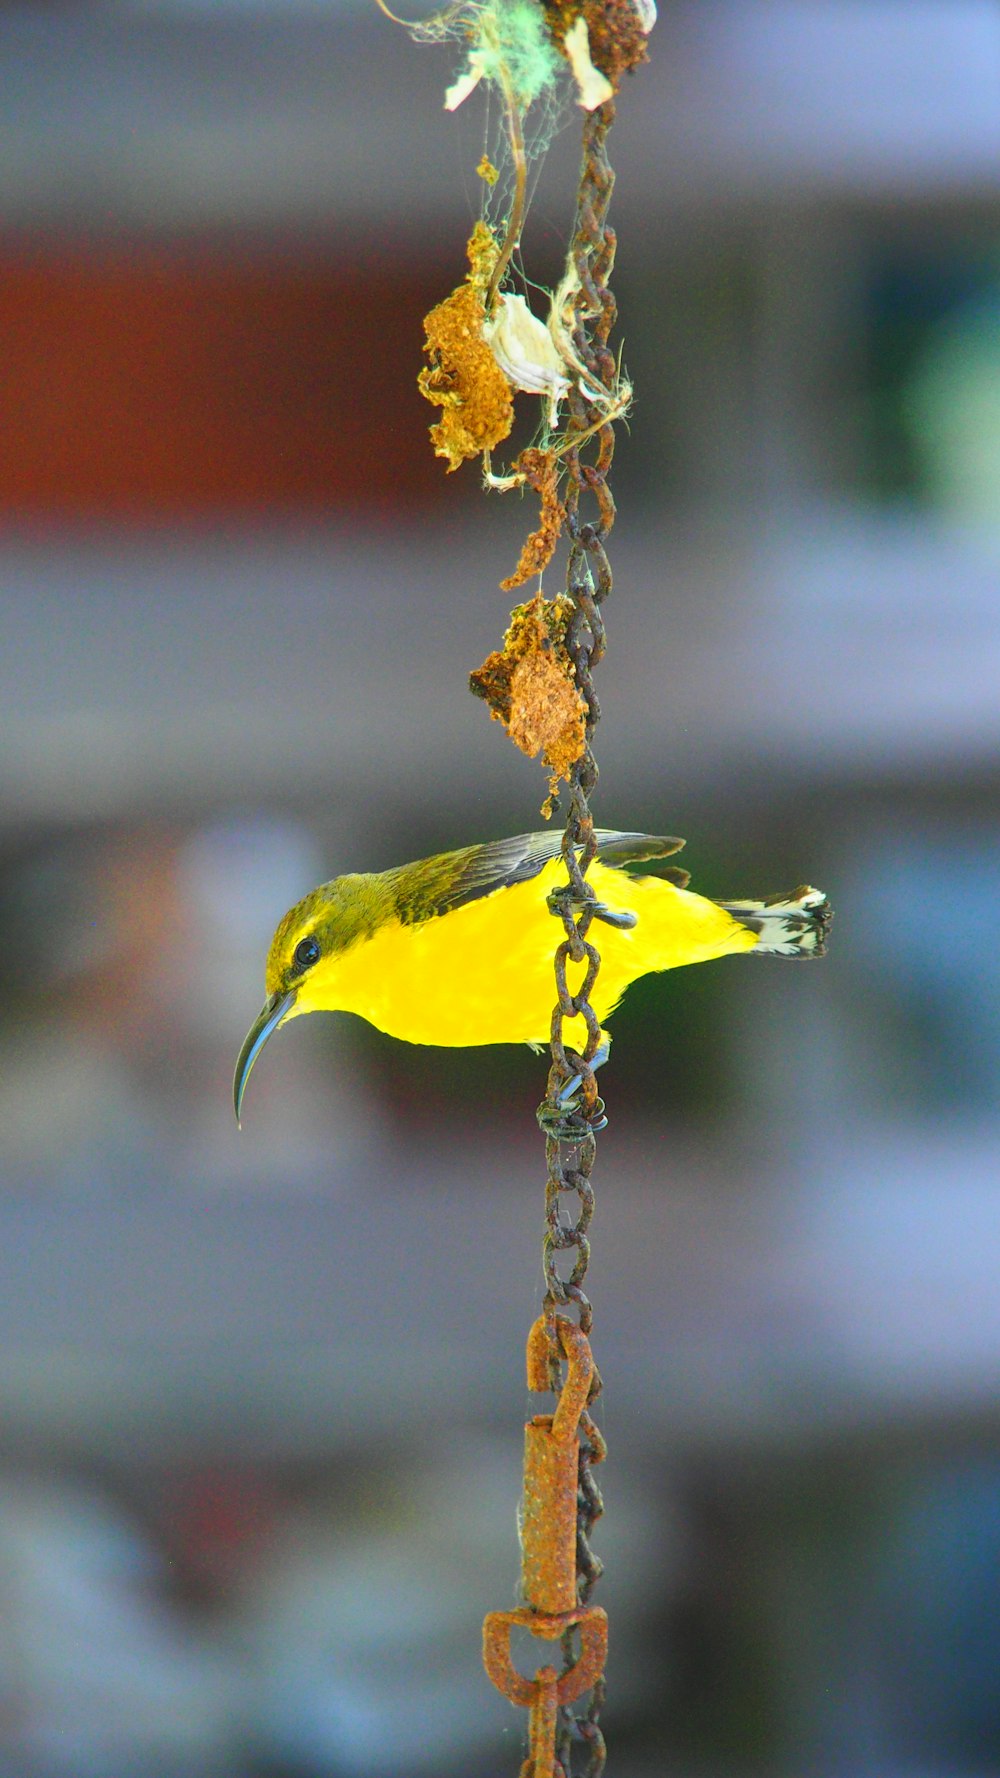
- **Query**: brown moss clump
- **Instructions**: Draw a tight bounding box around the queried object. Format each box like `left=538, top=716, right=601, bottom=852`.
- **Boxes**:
left=470, top=593, right=587, bottom=800
left=418, top=222, right=515, bottom=471
left=582, top=0, right=649, bottom=83
left=500, top=449, right=566, bottom=592
left=544, top=0, right=649, bottom=87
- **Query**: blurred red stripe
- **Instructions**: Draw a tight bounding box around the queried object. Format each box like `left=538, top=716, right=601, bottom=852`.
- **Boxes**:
left=0, top=245, right=447, bottom=517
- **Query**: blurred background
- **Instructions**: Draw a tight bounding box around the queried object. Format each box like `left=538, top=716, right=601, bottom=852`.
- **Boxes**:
left=1, top=1, right=999, bottom=1772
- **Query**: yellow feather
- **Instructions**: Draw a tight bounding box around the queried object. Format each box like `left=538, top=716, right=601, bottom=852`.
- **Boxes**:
left=289, top=858, right=756, bottom=1050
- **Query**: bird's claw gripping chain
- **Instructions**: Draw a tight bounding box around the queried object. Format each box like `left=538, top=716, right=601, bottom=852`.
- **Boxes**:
left=483, top=1316, right=608, bottom=1778
left=537, top=1095, right=607, bottom=1142
left=537, top=1041, right=610, bottom=1139
left=546, top=884, right=637, bottom=932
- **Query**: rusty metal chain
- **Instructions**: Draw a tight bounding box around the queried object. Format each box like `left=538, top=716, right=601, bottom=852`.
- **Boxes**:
left=480, top=94, right=624, bottom=1778
left=540, top=99, right=618, bottom=1778
left=540, top=95, right=617, bottom=1240
left=377, top=4, right=648, bottom=1767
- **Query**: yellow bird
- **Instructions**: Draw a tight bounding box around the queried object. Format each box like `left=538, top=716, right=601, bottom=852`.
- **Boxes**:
left=234, top=828, right=830, bottom=1121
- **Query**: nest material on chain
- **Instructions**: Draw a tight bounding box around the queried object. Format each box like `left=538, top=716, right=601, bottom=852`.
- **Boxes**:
left=418, top=223, right=515, bottom=471
left=499, top=448, right=566, bottom=591
left=544, top=0, right=652, bottom=91
left=470, top=592, right=586, bottom=808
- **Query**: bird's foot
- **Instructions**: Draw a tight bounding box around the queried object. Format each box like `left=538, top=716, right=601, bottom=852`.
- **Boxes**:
left=546, top=886, right=637, bottom=931
left=557, top=1038, right=611, bottom=1107
left=536, top=1040, right=611, bottom=1140
left=537, top=1096, right=607, bottom=1140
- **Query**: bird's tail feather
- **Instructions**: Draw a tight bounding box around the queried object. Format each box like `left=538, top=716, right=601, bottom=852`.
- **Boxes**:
left=718, top=886, right=831, bottom=957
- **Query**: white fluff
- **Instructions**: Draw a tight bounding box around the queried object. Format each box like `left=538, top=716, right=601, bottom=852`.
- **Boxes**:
left=563, top=16, right=614, bottom=110
left=444, top=57, right=487, bottom=110
left=483, top=293, right=571, bottom=422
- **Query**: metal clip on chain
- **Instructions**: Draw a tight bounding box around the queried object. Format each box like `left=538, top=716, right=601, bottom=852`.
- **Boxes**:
left=483, top=1316, right=609, bottom=1778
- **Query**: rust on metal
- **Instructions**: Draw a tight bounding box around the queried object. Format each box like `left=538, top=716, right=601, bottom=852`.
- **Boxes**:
left=483, top=1606, right=609, bottom=1778
left=521, top=1316, right=597, bottom=1614
left=522, top=1666, right=560, bottom=1778
left=482, top=1605, right=609, bottom=1708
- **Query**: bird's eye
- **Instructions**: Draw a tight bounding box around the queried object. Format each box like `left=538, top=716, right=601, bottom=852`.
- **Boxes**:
left=293, top=935, right=320, bottom=971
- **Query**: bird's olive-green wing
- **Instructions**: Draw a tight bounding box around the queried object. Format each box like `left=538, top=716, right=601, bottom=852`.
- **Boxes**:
left=595, top=831, right=687, bottom=872
left=391, top=829, right=688, bottom=925
left=596, top=831, right=689, bottom=887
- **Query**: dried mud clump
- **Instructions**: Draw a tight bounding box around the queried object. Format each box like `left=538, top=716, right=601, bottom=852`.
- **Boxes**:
left=418, top=222, right=515, bottom=471
left=470, top=593, right=587, bottom=798
left=544, top=0, right=650, bottom=88
left=500, top=449, right=566, bottom=591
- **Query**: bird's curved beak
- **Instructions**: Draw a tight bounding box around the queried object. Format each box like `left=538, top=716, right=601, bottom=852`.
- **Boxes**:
left=233, top=988, right=297, bottom=1125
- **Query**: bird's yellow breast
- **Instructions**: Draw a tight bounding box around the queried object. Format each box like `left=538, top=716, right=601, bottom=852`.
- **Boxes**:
left=290, top=859, right=756, bottom=1049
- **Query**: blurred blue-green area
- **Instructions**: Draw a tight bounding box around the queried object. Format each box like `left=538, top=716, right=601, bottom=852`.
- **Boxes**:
left=2, top=3, right=1000, bottom=1774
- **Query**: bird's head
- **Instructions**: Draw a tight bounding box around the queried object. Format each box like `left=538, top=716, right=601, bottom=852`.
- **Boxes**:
left=233, top=875, right=381, bottom=1123
left=263, top=889, right=329, bottom=1004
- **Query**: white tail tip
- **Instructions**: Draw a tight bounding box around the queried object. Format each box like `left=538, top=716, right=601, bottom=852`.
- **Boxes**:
left=719, top=885, right=832, bottom=957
